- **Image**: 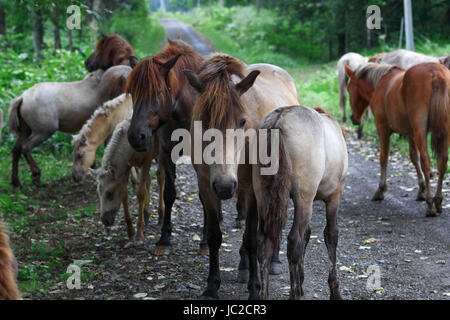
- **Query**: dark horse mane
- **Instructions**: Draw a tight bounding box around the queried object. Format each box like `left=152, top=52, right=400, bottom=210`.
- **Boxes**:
left=126, top=39, right=203, bottom=111
left=96, top=33, right=135, bottom=67
left=192, top=54, right=247, bottom=130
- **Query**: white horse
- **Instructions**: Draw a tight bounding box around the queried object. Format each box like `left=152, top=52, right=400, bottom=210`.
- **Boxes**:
left=254, top=105, right=348, bottom=300
left=7, top=65, right=131, bottom=187
left=379, top=49, right=441, bottom=69
left=337, top=52, right=368, bottom=124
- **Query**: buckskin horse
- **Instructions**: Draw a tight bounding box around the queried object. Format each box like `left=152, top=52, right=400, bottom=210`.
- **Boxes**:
left=254, top=105, right=348, bottom=299
left=8, top=65, right=131, bottom=187
left=345, top=62, right=449, bottom=217
left=184, top=53, right=299, bottom=299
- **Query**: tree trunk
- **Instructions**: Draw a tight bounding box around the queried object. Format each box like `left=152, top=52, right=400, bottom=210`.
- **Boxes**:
left=256, top=0, right=260, bottom=14
left=53, top=3, right=61, bottom=50
left=0, top=8, right=6, bottom=36
left=328, top=36, right=333, bottom=60
left=337, top=33, right=345, bottom=57
left=32, top=6, right=44, bottom=57
left=68, top=29, right=73, bottom=52
left=365, top=12, right=371, bottom=50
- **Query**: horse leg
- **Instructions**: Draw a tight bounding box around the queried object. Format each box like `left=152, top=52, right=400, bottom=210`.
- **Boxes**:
left=269, top=238, right=282, bottom=275
left=414, top=131, right=434, bottom=216
left=372, top=127, right=392, bottom=201
left=407, top=138, right=426, bottom=201
left=235, top=190, right=246, bottom=228
left=11, top=131, right=30, bottom=187
left=198, top=178, right=222, bottom=299
left=198, top=193, right=208, bottom=255
left=122, top=183, right=134, bottom=239
left=433, top=143, right=448, bottom=214
left=135, top=161, right=150, bottom=242
left=130, top=167, right=140, bottom=192
left=288, top=195, right=312, bottom=299
left=21, top=131, right=53, bottom=186
left=156, top=162, right=165, bottom=226
left=143, top=167, right=152, bottom=225
left=324, top=186, right=344, bottom=300
left=155, top=149, right=176, bottom=254
left=242, top=193, right=260, bottom=300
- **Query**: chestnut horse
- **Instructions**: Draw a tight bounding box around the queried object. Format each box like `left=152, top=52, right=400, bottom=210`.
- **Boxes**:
left=0, top=223, right=19, bottom=300
left=184, top=54, right=299, bottom=299
left=126, top=39, right=204, bottom=251
left=85, top=33, right=138, bottom=72
left=345, top=62, right=449, bottom=217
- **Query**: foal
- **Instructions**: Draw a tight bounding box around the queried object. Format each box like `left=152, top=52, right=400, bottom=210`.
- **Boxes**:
left=345, top=62, right=449, bottom=216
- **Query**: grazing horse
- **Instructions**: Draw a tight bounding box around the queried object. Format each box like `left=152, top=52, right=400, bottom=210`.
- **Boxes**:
left=126, top=39, right=204, bottom=251
left=94, top=118, right=165, bottom=240
left=337, top=52, right=368, bottom=138
left=184, top=54, right=299, bottom=299
left=0, top=223, right=19, bottom=300
left=72, top=94, right=133, bottom=182
left=345, top=62, right=449, bottom=217
left=7, top=65, right=131, bottom=187
left=254, top=105, right=348, bottom=300
left=85, top=33, right=138, bottom=72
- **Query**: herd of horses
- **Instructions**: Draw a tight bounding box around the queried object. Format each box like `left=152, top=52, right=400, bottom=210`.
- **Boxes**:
left=0, top=33, right=449, bottom=300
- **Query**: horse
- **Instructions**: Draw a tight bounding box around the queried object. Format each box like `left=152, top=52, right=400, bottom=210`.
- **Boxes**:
left=126, top=39, right=205, bottom=253
left=184, top=53, right=300, bottom=299
left=337, top=52, right=369, bottom=139
left=0, top=223, right=19, bottom=300
left=85, top=33, right=138, bottom=72
left=379, top=49, right=442, bottom=69
left=345, top=62, right=449, bottom=217
left=7, top=65, right=132, bottom=187
left=72, top=93, right=134, bottom=182
left=93, top=117, right=165, bottom=240
left=368, top=52, right=387, bottom=63
left=254, top=105, right=348, bottom=300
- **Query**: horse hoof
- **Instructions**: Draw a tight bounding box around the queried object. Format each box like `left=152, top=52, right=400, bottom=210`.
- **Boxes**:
left=433, top=197, right=443, bottom=214
left=330, top=292, right=343, bottom=300
left=371, top=192, right=384, bottom=201
left=155, top=245, right=171, bottom=256
left=143, top=210, right=150, bottom=226
left=237, top=269, right=249, bottom=283
left=426, top=208, right=437, bottom=217
left=201, top=292, right=219, bottom=300
left=199, top=244, right=208, bottom=256
left=248, top=293, right=261, bottom=300
left=416, top=194, right=426, bottom=202
left=269, top=262, right=282, bottom=275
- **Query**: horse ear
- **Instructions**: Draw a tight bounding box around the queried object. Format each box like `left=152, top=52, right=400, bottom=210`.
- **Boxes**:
left=161, top=54, right=182, bottom=76
left=167, top=38, right=173, bottom=45
left=344, top=64, right=354, bottom=78
left=184, top=70, right=204, bottom=93
left=235, top=70, right=260, bottom=96
left=129, top=56, right=139, bottom=69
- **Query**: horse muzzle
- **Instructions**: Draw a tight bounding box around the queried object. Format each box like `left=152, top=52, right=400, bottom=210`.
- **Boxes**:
left=101, top=211, right=117, bottom=227
left=212, top=179, right=238, bottom=200
left=350, top=114, right=360, bottom=126
left=127, top=129, right=152, bottom=153
left=72, top=170, right=84, bottom=183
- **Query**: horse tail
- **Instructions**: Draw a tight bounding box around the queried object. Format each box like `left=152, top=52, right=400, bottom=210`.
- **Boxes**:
left=337, top=63, right=348, bottom=120
left=429, top=73, right=449, bottom=158
left=7, top=97, right=23, bottom=135
left=107, top=75, right=127, bottom=101
left=0, top=223, right=19, bottom=300
left=258, top=119, right=292, bottom=249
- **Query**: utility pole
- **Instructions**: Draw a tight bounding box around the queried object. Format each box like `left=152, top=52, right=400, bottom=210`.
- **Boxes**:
left=403, top=0, right=414, bottom=51
left=160, top=0, right=166, bottom=12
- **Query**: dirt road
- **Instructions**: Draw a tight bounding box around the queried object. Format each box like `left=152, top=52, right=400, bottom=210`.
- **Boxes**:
left=17, top=19, right=449, bottom=301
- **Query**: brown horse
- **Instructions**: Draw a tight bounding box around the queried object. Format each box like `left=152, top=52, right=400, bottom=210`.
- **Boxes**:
left=345, top=62, right=449, bottom=217
left=85, top=33, right=138, bottom=72
left=184, top=54, right=299, bottom=299
left=126, top=39, right=204, bottom=251
left=0, top=223, right=19, bottom=300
